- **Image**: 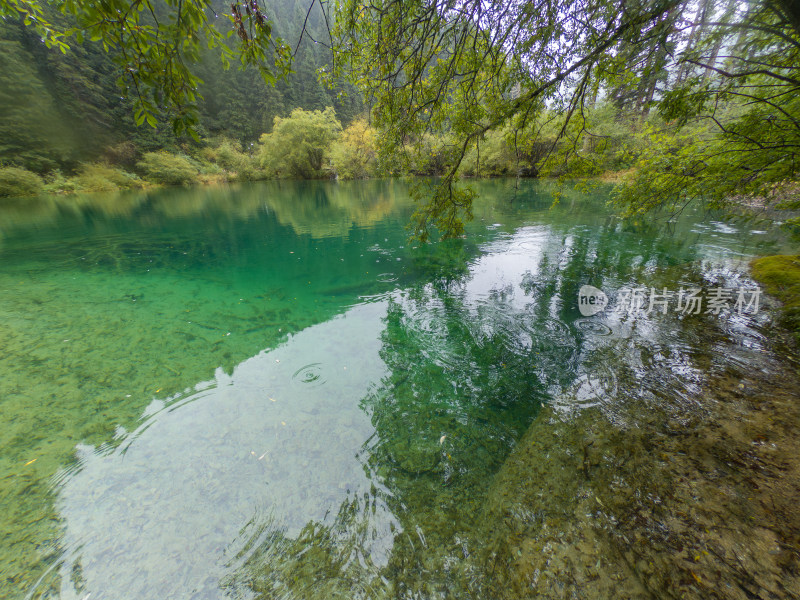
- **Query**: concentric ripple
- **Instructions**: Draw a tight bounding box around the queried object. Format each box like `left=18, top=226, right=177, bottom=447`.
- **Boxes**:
left=575, top=318, right=613, bottom=336
left=291, top=362, right=326, bottom=387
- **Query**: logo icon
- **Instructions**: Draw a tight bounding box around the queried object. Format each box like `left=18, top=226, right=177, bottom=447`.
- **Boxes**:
left=578, top=285, right=608, bottom=317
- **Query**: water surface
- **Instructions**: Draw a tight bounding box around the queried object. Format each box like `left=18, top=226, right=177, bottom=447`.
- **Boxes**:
left=0, top=179, right=793, bottom=599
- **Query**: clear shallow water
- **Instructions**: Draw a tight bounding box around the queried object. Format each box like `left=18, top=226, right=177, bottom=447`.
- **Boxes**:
left=0, top=179, right=793, bottom=599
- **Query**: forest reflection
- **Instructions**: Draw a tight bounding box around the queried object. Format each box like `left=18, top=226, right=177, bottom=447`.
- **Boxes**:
left=222, top=203, right=741, bottom=598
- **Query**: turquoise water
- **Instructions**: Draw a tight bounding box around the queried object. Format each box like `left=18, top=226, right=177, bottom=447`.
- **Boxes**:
left=0, top=179, right=792, bottom=599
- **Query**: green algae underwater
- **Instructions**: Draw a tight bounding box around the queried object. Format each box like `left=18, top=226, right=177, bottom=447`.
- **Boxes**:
left=1, top=179, right=798, bottom=600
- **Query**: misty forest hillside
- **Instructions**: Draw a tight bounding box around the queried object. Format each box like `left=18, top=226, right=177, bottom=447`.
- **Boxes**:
left=0, top=0, right=362, bottom=173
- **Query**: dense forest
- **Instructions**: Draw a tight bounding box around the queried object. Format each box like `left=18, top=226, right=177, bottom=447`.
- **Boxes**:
left=0, top=0, right=364, bottom=191
left=0, top=0, right=798, bottom=241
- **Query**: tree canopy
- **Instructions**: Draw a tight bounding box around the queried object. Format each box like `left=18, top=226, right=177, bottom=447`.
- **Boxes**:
left=0, top=0, right=293, bottom=136
left=1, top=0, right=798, bottom=237
left=259, top=106, right=341, bottom=178
left=329, top=0, right=800, bottom=237
left=0, top=0, right=363, bottom=171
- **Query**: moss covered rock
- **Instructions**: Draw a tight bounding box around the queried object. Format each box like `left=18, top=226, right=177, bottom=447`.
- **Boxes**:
left=751, top=254, right=800, bottom=339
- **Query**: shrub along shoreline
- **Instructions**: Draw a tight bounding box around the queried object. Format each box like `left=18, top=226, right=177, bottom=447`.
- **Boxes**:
left=0, top=103, right=646, bottom=199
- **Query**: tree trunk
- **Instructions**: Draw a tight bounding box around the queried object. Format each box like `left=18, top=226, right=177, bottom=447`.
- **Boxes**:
left=703, top=0, right=738, bottom=83
left=677, top=0, right=712, bottom=84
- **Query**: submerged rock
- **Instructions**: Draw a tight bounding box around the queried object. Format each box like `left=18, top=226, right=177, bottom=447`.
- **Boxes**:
left=472, top=354, right=800, bottom=599
left=384, top=438, right=441, bottom=475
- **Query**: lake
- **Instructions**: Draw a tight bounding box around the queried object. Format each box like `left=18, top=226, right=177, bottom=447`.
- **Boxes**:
left=0, top=179, right=797, bottom=599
